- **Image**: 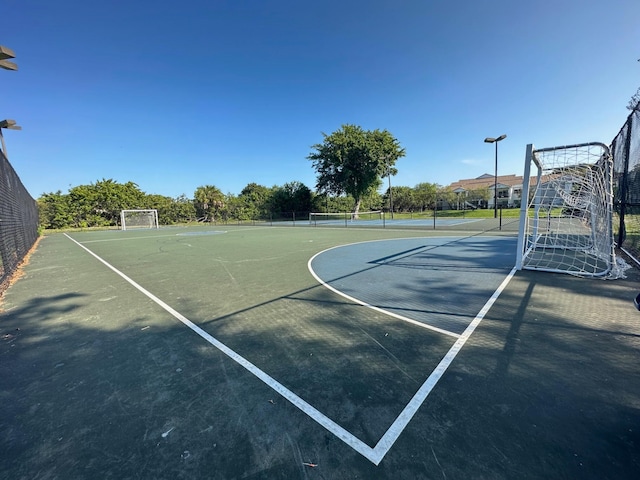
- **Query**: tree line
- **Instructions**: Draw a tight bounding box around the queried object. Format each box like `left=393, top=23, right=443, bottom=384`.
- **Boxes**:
left=37, top=124, right=490, bottom=229
left=37, top=178, right=460, bottom=229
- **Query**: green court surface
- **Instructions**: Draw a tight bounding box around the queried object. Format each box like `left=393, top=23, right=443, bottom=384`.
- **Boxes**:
left=1, top=225, right=639, bottom=479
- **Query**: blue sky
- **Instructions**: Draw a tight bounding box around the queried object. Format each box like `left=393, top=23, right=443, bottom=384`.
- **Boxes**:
left=2, top=0, right=639, bottom=199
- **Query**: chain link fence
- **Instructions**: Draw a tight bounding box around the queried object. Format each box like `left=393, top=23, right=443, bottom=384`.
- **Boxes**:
left=0, top=149, right=39, bottom=291
left=611, top=108, right=640, bottom=263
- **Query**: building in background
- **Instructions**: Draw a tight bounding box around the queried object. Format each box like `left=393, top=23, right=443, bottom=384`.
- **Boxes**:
left=446, top=173, right=524, bottom=210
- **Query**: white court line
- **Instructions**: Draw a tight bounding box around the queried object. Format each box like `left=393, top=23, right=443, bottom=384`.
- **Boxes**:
left=64, top=233, right=517, bottom=465
left=78, top=226, right=275, bottom=244
left=63, top=233, right=379, bottom=463
left=370, top=266, right=518, bottom=459
left=80, top=233, right=184, bottom=243
left=438, top=218, right=483, bottom=227
left=307, top=247, right=461, bottom=339
left=621, top=246, right=640, bottom=268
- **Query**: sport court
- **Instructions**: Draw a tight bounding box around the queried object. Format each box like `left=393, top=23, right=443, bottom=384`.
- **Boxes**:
left=1, top=225, right=639, bottom=479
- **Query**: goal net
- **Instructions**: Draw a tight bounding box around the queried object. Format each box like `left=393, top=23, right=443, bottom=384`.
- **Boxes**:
left=516, top=142, right=617, bottom=277
left=120, top=209, right=159, bottom=230
left=309, top=210, right=383, bottom=225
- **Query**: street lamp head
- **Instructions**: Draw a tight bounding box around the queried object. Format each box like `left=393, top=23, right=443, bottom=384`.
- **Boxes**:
left=0, top=46, right=16, bottom=60
left=0, top=119, right=21, bottom=130
left=0, top=119, right=21, bottom=159
left=484, top=134, right=507, bottom=144
left=0, top=46, right=18, bottom=71
left=0, top=59, right=18, bottom=71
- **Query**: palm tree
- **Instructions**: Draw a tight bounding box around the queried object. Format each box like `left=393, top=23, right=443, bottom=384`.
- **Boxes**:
left=194, top=185, right=225, bottom=222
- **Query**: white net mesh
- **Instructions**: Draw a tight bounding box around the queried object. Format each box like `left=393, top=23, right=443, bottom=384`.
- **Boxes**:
left=518, top=143, right=619, bottom=277
left=309, top=211, right=383, bottom=224
left=121, top=209, right=159, bottom=230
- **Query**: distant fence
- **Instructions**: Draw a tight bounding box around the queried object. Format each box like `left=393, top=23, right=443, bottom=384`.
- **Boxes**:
left=206, top=209, right=520, bottom=234
left=611, top=107, right=640, bottom=263
left=0, top=149, right=39, bottom=290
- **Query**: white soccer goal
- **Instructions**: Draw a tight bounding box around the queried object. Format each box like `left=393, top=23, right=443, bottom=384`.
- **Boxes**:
left=516, top=142, right=618, bottom=277
left=309, top=210, right=383, bottom=225
left=120, top=209, right=159, bottom=230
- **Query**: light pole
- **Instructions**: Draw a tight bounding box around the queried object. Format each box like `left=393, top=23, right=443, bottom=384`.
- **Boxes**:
left=387, top=159, right=394, bottom=220
left=1, top=46, right=19, bottom=159
left=484, top=134, right=507, bottom=218
left=0, top=119, right=22, bottom=159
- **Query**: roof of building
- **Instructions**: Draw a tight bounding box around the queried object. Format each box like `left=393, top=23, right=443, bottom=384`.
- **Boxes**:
left=447, top=173, right=524, bottom=191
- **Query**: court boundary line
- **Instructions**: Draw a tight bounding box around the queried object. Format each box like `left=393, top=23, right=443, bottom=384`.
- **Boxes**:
left=372, top=265, right=518, bottom=458
left=63, top=233, right=516, bottom=465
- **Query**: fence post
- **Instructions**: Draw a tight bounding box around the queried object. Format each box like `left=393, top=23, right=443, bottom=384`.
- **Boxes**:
left=617, top=113, right=633, bottom=247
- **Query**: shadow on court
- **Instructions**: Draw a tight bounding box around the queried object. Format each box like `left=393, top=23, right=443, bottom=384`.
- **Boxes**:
left=1, top=230, right=639, bottom=479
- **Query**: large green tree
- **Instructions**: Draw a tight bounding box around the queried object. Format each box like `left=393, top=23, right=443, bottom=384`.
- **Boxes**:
left=413, top=182, right=438, bottom=211
left=168, top=194, right=197, bottom=223
left=68, top=179, right=145, bottom=227
left=237, top=183, right=273, bottom=220
left=308, top=124, right=405, bottom=214
left=270, top=181, right=313, bottom=216
left=385, top=186, right=414, bottom=212
left=38, top=188, right=198, bottom=229
left=143, top=193, right=196, bottom=224
left=38, top=191, right=73, bottom=229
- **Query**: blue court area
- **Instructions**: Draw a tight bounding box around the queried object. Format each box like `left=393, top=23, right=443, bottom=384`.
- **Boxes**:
left=310, top=236, right=517, bottom=336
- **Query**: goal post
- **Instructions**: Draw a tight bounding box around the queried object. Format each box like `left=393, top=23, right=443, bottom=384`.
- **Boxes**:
left=516, top=142, right=617, bottom=277
left=120, top=209, right=159, bottom=230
